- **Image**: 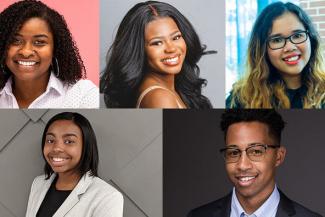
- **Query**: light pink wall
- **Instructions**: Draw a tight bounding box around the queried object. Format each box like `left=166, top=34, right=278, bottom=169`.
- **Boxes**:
left=0, top=0, right=99, bottom=86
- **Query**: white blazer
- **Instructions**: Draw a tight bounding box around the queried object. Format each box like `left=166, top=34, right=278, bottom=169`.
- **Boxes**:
left=25, top=172, right=124, bottom=217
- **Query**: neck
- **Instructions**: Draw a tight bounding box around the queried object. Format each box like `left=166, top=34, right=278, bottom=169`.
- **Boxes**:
left=147, top=72, right=175, bottom=91
left=282, top=74, right=301, bottom=89
left=236, top=183, right=275, bottom=214
left=12, top=73, right=50, bottom=108
left=56, top=171, right=81, bottom=191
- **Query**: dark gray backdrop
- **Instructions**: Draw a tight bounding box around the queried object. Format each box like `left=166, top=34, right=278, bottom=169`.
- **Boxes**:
left=164, top=109, right=325, bottom=217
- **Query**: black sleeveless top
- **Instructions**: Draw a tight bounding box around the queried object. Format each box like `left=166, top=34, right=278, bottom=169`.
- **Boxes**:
left=36, top=176, right=72, bottom=217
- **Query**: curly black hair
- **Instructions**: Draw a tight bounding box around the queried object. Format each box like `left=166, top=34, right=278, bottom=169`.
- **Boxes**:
left=0, top=0, right=85, bottom=89
left=100, top=1, right=213, bottom=108
left=220, top=109, right=286, bottom=144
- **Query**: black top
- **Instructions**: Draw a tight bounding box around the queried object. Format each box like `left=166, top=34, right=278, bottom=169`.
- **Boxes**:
left=226, top=86, right=307, bottom=109
left=36, top=176, right=72, bottom=217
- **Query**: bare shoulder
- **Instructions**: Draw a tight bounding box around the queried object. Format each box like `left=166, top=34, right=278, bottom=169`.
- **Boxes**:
left=140, top=88, right=179, bottom=108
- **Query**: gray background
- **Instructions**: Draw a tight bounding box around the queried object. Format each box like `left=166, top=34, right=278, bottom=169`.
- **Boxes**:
left=164, top=109, right=325, bottom=217
left=0, top=109, right=162, bottom=217
left=100, top=0, right=225, bottom=108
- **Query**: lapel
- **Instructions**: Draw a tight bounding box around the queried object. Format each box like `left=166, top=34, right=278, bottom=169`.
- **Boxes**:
left=218, top=193, right=231, bottom=217
left=275, top=190, right=296, bottom=217
left=33, top=174, right=56, bottom=217
left=53, top=172, right=93, bottom=217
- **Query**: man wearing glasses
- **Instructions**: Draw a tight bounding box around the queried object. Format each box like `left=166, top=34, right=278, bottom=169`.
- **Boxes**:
left=188, top=110, right=321, bottom=217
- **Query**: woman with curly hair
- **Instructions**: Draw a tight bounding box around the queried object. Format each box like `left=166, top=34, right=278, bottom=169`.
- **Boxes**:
left=227, top=2, right=325, bottom=108
left=101, top=1, right=214, bottom=108
left=0, top=0, right=99, bottom=108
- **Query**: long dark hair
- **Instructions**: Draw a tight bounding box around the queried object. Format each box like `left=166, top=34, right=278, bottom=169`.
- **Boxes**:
left=100, top=1, right=213, bottom=108
left=0, top=0, right=85, bottom=89
left=42, top=112, right=98, bottom=179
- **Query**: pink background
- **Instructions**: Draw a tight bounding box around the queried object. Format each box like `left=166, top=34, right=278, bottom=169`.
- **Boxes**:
left=0, top=0, right=99, bottom=86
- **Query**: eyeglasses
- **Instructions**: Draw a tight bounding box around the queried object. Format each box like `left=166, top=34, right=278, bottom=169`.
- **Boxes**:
left=267, top=30, right=309, bottom=50
left=219, top=143, right=280, bottom=163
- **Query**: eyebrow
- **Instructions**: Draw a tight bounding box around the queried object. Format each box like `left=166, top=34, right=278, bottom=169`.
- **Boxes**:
left=147, top=30, right=181, bottom=42
left=269, top=29, right=306, bottom=38
left=46, top=132, right=78, bottom=138
left=15, top=33, right=49, bottom=38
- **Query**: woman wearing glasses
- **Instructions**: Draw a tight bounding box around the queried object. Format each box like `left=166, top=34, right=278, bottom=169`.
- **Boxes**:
left=227, top=2, right=325, bottom=108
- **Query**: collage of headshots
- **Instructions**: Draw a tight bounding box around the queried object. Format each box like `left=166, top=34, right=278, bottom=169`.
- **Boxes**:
left=0, top=0, right=324, bottom=217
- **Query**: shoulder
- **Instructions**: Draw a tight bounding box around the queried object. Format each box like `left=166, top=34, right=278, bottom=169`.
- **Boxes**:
left=64, top=79, right=99, bottom=108
left=139, top=87, right=179, bottom=108
left=187, top=194, right=231, bottom=217
left=31, top=174, right=49, bottom=187
left=279, top=191, right=322, bottom=217
left=87, top=176, right=123, bottom=200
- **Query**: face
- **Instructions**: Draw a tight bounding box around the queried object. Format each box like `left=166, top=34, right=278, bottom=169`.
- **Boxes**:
left=5, top=17, right=54, bottom=82
left=145, top=17, right=187, bottom=75
left=225, top=121, right=286, bottom=201
left=267, top=12, right=311, bottom=81
left=43, top=120, right=83, bottom=177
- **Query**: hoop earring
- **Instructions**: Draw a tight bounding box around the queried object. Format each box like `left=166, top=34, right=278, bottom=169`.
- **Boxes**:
left=52, top=58, right=60, bottom=77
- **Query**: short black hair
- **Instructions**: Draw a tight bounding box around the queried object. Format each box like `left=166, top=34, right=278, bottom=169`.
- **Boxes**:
left=41, top=112, right=98, bottom=179
left=220, top=109, right=285, bottom=144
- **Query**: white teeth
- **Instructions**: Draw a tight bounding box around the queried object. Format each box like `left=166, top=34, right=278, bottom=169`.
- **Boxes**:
left=163, top=56, right=179, bottom=63
left=17, top=61, right=36, bottom=66
left=286, top=56, right=299, bottom=62
left=239, top=176, right=255, bottom=182
left=52, top=157, right=66, bottom=162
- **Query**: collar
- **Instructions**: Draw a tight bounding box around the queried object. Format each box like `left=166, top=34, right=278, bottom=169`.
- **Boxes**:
left=0, top=72, right=65, bottom=97
left=231, top=185, right=280, bottom=217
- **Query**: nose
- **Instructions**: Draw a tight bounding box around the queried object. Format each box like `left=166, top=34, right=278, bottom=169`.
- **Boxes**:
left=236, top=151, right=253, bottom=171
left=283, top=39, right=297, bottom=52
left=18, top=42, right=35, bottom=58
left=164, top=40, right=177, bottom=53
left=52, top=140, right=64, bottom=152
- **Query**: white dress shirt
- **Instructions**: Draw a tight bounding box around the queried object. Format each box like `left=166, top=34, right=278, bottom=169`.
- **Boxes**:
left=230, top=185, right=280, bottom=217
left=0, top=72, right=99, bottom=108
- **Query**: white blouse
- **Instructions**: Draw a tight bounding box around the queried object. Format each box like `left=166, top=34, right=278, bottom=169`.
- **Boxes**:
left=0, top=73, right=99, bottom=108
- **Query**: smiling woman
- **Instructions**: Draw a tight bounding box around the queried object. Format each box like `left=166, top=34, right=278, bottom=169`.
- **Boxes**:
left=0, top=0, right=99, bottom=108
left=25, top=112, right=124, bottom=217
left=101, top=0, right=214, bottom=108
left=226, top=2, right=325, bottom=108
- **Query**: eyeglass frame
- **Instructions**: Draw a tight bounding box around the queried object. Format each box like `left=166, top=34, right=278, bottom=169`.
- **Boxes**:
left=219, top=143, right=281, bottom=163
left=267, top=30, right=309, bottom=50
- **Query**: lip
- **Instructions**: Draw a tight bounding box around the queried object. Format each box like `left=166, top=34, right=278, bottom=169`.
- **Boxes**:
left=282, top=53, right=301, bottom=65
left=14, top=59, right=39, bottom=67
left=161, top=55, right=181, bottom=66
left=236, top=175, right=258, bottom=187
left=48, top=155, right=70, bottom=167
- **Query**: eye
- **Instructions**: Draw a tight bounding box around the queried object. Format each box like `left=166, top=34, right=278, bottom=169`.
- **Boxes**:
left=291, top=32, right=305, bottom=40
left=150, top=41, right=163, bottom=46
left=11, top=38, right=23, bottom=46
left=34, top=40, right=46, bottom=46
left=226, top=149, right=241, bottom=158
left=269, top=37, right=284, bottom=44
left=248, top=148, right=264, bottom=156
left=64, top=139, right=75, bottom=144
left=45, top=138, right=54, bottom=144
left=173, top=34, right=182, bottom=40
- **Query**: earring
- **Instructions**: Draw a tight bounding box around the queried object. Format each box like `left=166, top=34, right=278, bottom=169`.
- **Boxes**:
left=52, top=58, right=60, bottom=77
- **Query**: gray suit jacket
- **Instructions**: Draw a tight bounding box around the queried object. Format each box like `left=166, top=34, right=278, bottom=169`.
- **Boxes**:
left=25, top=172, right=124, bottom=217
left=188, top=190, right=323, bottom=217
